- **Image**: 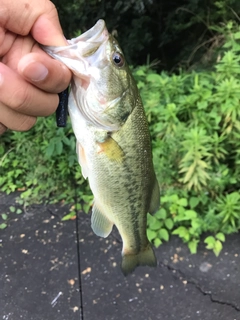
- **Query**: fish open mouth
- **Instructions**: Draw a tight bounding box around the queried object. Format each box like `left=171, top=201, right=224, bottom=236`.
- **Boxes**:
left=67, top=19, right=109, bottom=59
left=42, top=19, right=109, bottom=70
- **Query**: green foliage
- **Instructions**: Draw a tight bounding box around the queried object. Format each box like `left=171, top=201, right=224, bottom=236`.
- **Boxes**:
left=0, top=223, right=7, bottom=230
left=0, top=213, right=8, bottom=230
left=0, top=117, right=91, bottom=207
left=144, top=27, right=240, bottom=255
left=147, top=207, right=173, bottom=248
left=0, top=203, right=24, bottom=230
left=204, top=233, right=225, bottom=256
left=147, top=192, right=201, bottom=254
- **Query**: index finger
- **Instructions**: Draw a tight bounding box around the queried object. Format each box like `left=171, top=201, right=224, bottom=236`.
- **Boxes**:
left=0, top=0, right=66, bottom=46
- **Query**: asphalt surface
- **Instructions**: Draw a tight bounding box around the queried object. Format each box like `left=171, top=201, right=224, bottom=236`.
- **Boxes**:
left=0, top=192, right=240, bottom=320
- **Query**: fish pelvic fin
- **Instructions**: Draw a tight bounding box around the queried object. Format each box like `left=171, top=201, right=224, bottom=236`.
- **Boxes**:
left=149, top=177, right=160, bottom=215
left=91, top=202, right=113, bottom=238
left=121, top=244, right=157, bottom=276
left=76, top=142, right=89, bottom=179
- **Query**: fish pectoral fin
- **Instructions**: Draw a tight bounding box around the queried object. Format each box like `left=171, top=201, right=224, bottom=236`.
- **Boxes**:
left=96, top=136, right=124, bottom=163
left=149, top=177, right=160, bottom=215
left=91, top=203, right=113, bottom=238
left=121, top=244, right=157, bottom=276
left=76, top=142, right=89, bottom=179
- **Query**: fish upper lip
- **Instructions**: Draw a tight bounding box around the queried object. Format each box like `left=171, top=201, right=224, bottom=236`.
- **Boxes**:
left=69, top=19, right=109, bottom=55
left=76, top=20, right=107, bottom=43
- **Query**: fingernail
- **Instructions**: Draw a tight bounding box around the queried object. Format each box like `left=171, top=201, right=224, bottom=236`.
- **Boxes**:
left=22, top=62, right=49, bottom=82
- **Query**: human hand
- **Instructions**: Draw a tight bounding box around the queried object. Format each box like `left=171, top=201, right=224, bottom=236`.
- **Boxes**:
left=0, top=0, right=72, bottom=135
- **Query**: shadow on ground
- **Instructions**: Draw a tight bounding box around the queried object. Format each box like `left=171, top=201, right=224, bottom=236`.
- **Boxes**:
left=0, top=192, right=240, bottom=320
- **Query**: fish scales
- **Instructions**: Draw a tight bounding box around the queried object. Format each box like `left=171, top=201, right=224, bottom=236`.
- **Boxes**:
left=43, top=20, right=160, bottom=276
left=91, top=99, right=154, bottom=252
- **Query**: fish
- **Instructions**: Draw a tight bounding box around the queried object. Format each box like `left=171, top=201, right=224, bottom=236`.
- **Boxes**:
left=43, top=19, right=160, bottom=276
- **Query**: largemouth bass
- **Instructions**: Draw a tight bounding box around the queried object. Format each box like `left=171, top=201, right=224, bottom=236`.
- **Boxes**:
left=43, top=20, right=160, bottom=276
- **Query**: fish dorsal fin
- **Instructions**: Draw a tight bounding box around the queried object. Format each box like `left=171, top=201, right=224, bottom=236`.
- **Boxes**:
left=149, top=177, right=160, bottom=215
left=91, top=203, right=113, bottom=238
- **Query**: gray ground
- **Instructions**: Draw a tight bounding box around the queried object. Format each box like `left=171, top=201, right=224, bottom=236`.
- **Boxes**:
left=0, top=192, right=240, bottom=320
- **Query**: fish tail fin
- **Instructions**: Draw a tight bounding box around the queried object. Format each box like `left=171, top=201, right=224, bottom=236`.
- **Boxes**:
left=121, top=244, right=157, bottom=276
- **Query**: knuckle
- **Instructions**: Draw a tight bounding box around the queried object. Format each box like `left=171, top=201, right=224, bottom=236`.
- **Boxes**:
left=11, top=85, right=31, bottom=112
left=18, top=116, right=36, bottom=131
left=0, top=123, right=7, bottom=135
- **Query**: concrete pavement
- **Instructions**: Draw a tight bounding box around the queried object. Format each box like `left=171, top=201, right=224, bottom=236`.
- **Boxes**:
left=0, top=192, right=239, bottom=320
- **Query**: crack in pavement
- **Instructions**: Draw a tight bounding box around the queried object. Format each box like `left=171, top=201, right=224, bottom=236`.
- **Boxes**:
left=160, top=260, right=240, bottom=312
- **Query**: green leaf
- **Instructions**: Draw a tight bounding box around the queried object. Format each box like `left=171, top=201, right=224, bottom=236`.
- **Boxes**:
left=148, top=214, right=163, bottom=230
left=146, top=73, right=162, bottom=83
left=158, top=228, right=169, bottom=241
left=188, top=239, right=198, bottom=254
left=45, top=143, right=54, bottom=158
left=205, top=242, right=215, bottom=250
left=155, top=208, right=167, bottom=220
left=213, top=240, right=223, bottom=257
left=204, top=236, right=215, bottom=245
left=147, top=229, right=157, bottom=241
left=75, top=203, right=81, bottom=210
left=172, top=226, right=190, bottom=241
left=56, top=141, right=63, bottom=155
left=9, top=206, right=15, bottom=213
left=83, top=203, right=91, bottom=213
left=189, top=197, right=199, bottom=208
left=191, top=219, right=200, bottom=230
left=215, top=233, right=225, bottom=242
left=17, top=198, right=24, bottom=205
left=178, top=198, right=188, bottom=207
left=184, top=210, right=197, bottom=219
left=165, top=218, right=174, bottom=230
left=204, top=236, right=215, bottom=249
left=0, top=223, right=7, bottom=229
left=154, top=237, right=162, bottom=248
left=16, top=209, right=22, bottom=215
left=169, top=194, right=179, bottom=203
left=1, top=213, right=8, bottom=220
left=135, top=68, right=146, bottom=77
left=233, top=31, right=240, bottom=40
left=62, top=211, right=76, bottom=221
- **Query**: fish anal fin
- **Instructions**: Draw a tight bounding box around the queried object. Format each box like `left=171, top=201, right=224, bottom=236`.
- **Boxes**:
left=76, top=142, right=88, bottom=179
left=121, top=244, right=157, bottom=276
left=96, top=136, right=124, bottom=163
left=91, top=203, right=113, bottom=238
left=149, top=177, right=160, bottom=215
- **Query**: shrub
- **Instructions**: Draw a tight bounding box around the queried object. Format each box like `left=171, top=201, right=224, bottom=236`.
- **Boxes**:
left=135, top=25, right=240, bottom=254
left=0, top=118, right=91, bottom=205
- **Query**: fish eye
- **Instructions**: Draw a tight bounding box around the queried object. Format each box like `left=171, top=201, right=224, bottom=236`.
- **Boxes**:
left=112, top=52, right=124, bottom=67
